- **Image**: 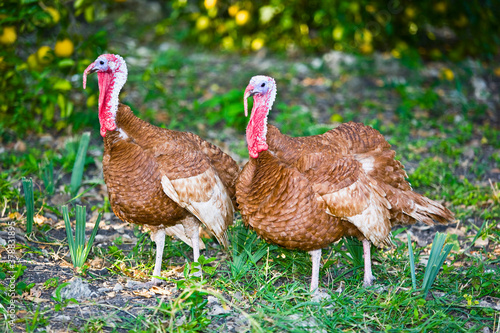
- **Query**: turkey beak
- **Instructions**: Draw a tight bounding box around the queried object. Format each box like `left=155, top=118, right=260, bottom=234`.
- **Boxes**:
left=244, top=85, right=255, bottom=117
left=82, top=61, right=97, bottom=89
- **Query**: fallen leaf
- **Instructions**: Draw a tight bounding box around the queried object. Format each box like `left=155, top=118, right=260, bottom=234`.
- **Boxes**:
left=133, top=290, right=153, bottom=298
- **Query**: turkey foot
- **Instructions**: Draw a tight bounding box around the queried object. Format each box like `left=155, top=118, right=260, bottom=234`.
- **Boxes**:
left=130, top=277, right=166, bottom=290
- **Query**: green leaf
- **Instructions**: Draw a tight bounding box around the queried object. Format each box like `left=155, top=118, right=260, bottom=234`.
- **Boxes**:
left=53, top=79, right=72, bottom=91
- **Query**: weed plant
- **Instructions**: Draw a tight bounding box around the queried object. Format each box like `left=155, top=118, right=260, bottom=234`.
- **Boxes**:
left=61, top=205, right=102, bottom=269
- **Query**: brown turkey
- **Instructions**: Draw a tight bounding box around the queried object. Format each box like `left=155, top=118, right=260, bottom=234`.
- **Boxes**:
left=236, top=75, right=454, bottom=293
left=83, top=54, right=239, bottom=284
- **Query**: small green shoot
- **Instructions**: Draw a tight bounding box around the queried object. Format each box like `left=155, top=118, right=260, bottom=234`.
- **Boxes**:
left=43, top=277, right=59, bottom=289
left=62, top=205, right=102, bottom=269
left=70, top=132, right=90, bottom=197
left=407, top=232, right=453, bottom=297
left=22, top=177, right=34, bottom=234
left=422, top=232, right=453, bottom=297
left=407, top=233, right=417, bottom=290
left=41, top=160, right=54, bottom=196
left=51, top=282, right=78, bottom=311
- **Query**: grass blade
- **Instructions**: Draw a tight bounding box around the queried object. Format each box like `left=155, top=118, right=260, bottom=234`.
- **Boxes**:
left=22, top=177, right=34, bottom=234
left=422, top=233, right=445, bottom=288
left=422, top=232, right=453, bottom=298
left=466, top=219, right=488, bottom=251
left=82, top=212, right=102, bottom=266
left=407, top=233, right=417, bottom=290
left=62, top=205, right=76, bottom=267
left=70, top=132, right=90, bottom=197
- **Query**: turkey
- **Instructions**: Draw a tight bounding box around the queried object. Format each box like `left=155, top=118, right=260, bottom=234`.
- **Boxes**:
left=83, top=54, right=239, bottom=284
left=236, top=75, right=454, bottom=293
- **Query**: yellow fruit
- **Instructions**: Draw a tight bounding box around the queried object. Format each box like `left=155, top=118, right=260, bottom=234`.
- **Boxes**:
left=222, top=36, right=234, bottom=50
left=251, top=38, right=264, bottom=51
left=44, top=7, right=60, bottom=23
left=196, top=16, right=210, bottom=30
left=405, top=7, right=416, bottom=19
left=0, top=26, right=17, bottom=45
left=228, top=5, right=239, bottom=17
left=408, top=22, right=418, bottom=35
left=204, top=0, right=216, bottom=10
left=433, top=2, right=447, bottom=13
left=37, top=46, right=53, bottom=65
left=330, top=114, right=344, bottom=123
left=494, top=67, right=500, bottom=77
left=332, top=26, right=344, bottom=41
left=54, top=39, right=74, bottom=57
left=360, top=43, right=373, bottom=54
left=391, top=49, right=401, bottom=59
left=235, top=10, right=250, bottom=26
left=27, top=53, right=41, bottom=71
left=441, top=68, right=454, bottom=81
left=365, top=4, right=376, bottom=13
left=454, top=14, right=468, bottom=28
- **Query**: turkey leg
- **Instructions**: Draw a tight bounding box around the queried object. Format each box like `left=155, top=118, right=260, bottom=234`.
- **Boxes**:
left=183, top=216, right=202, bottom=277
left=309, top=249, right=322, bottom=293
left=363, top=239, right=374, bottom=287
left=151, top=228, right=166, bottom=285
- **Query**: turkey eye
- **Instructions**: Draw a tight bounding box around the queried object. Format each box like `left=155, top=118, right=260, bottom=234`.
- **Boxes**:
left=99, top=60, right=104, bottom=65
left=261, top=83, right=266, bottom=87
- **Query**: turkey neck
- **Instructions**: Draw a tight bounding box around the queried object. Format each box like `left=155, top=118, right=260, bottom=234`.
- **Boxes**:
left=246, top=91, right=276, bottom=159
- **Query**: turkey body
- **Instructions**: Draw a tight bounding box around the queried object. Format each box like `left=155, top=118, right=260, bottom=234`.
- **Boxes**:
left=237, top=75, right=454, bottom=292
left=83, top=54, right=239, bottom=284
left=104, top=104, right=237, bottom=234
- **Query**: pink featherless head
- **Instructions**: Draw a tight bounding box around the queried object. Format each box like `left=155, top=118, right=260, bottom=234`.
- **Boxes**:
left=82, top=54, right=126, bottom=89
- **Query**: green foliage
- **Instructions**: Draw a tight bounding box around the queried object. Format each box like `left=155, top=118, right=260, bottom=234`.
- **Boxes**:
left=21, top=177, right=34, bottom=234
left=161, top=0, right=499, bottom=59
left=62, top=204, right=102, bottom=269
left=0, top=1, right=108, bottom=139
left=204, top=89, right=248, bottom=131
left=0, top=263, right=34, bottom=306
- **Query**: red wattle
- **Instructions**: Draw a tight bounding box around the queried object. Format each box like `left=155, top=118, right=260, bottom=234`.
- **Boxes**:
left=246, top=103, right=268, bottom=158
left=97, top=71, right=117, bottom=137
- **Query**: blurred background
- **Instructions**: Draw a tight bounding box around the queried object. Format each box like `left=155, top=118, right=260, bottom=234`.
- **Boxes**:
left=0, top=3, right=499, bottom=331
left=0, top=0, right=499, bottom=140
